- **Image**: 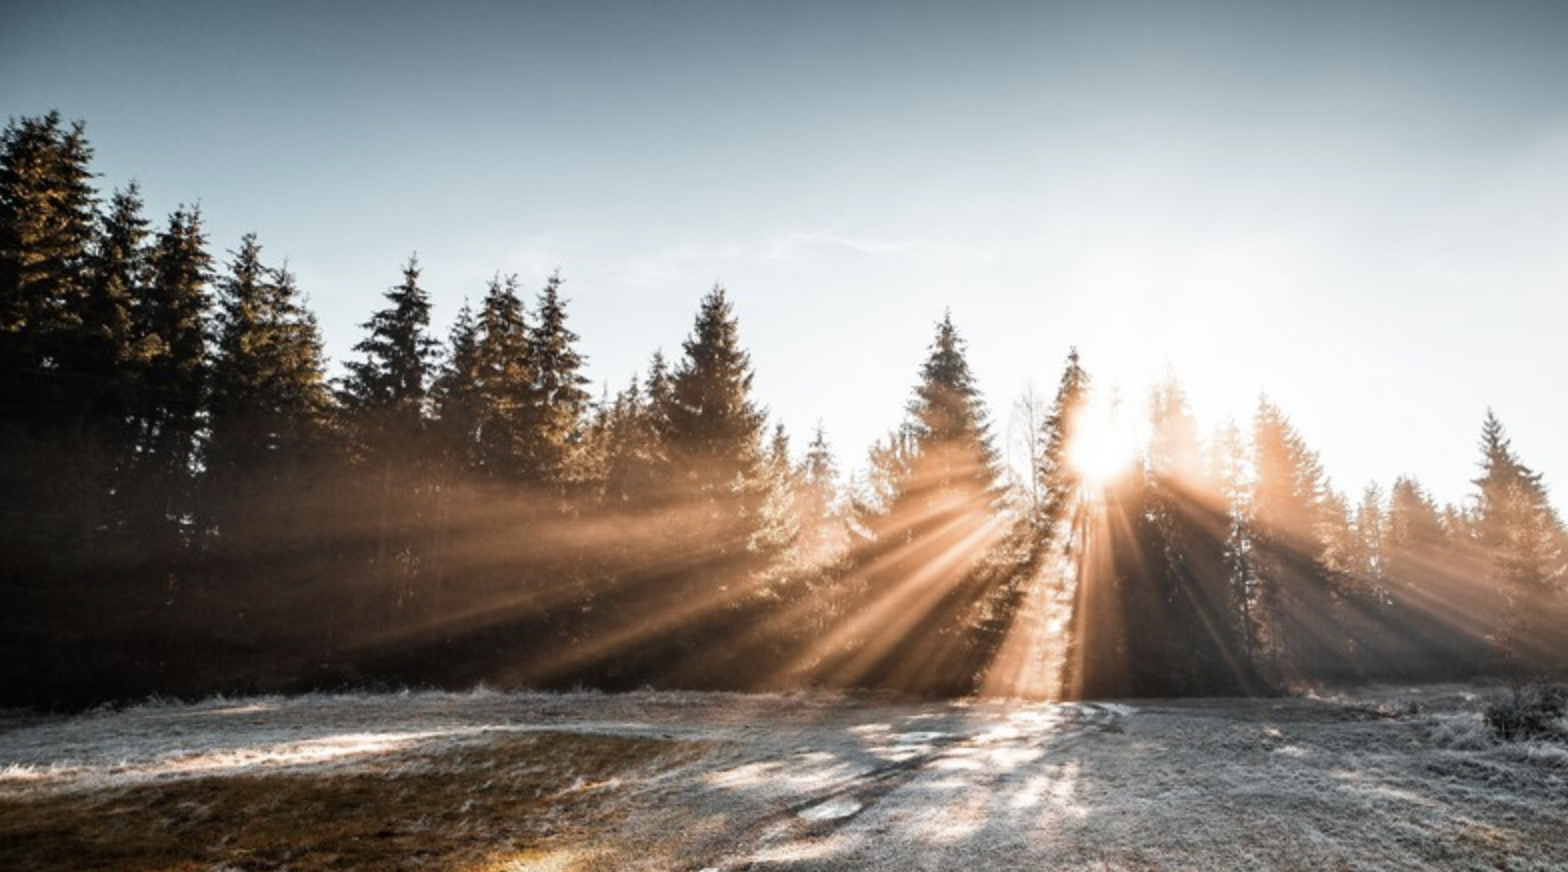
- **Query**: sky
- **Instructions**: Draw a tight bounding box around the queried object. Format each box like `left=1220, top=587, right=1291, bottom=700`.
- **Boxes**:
left=5, top=0, right=1568, bottom=508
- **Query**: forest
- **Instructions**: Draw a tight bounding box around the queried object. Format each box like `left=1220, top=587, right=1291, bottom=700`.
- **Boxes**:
left=3, top=112, right=1566, bottom=709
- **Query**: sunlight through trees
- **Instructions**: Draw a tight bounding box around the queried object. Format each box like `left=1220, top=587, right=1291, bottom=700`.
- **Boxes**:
left=2, top=114, right=1565, bottom=707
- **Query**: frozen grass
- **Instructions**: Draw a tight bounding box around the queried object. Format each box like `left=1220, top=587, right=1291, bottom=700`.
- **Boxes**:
left=2, top=685, right=1566, bottom=870
left=0, top=731, right=699, bottom=872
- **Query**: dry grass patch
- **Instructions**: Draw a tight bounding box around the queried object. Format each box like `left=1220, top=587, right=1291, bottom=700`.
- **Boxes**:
left=0, top=731, right=703, bottom=872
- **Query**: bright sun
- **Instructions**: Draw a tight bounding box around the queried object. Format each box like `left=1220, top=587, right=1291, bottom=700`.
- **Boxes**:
left=1067, top=398, right=1139, bottom=487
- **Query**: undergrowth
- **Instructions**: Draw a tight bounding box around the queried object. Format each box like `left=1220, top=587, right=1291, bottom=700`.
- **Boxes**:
left=1484, top=681, right=1568, bottom=742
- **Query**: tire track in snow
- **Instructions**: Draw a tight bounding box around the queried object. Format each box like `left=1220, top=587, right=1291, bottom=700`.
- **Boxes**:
left=689, top=701, right=1133, bottom=872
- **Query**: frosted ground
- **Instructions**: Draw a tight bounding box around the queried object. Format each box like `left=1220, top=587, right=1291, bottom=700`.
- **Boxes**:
left=3, top=685, right=1566, bottom=871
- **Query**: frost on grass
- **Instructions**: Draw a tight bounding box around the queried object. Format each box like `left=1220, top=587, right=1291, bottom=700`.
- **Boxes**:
left=4, top=685, right=1568, bottom=871
left=0, top=730, right=704, bottom=872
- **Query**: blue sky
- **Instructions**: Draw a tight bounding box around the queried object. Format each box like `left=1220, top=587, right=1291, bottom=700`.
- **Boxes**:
left=5, top=0, right=1568, bottom=507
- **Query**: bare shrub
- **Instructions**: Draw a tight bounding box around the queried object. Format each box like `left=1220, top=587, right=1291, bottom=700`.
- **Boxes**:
left=1484, top=681, right=1568, bottom=742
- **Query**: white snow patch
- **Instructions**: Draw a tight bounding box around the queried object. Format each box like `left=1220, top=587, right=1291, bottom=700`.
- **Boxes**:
left=798, top=795, right=864, bottom=821
left=891, top=730, right=949, bottom=745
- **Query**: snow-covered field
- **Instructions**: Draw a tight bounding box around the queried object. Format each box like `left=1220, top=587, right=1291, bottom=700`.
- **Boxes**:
left=3, top=684, right=1566, bottom=871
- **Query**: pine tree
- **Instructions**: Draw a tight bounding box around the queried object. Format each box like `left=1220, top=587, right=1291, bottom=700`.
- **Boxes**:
left=471, top=274, right=535, bottom=483
left=69, top=183, right=151, bottom=534
left=82, top=183, right=147, bottom=383
left=1204, top=417, right=1260, bottom=673
left=1350, top=484, right=1387, bottom=601
left=530, top=271, right=591, bottom=488
left=855, top=315, right=998, bottom=551
left=887, top=314, right=998, bottom=546
left=626, top=352, right=679, bottom=504
left=0, top=112, right=99, bottom=375
left=643, top=349, right=675, bottom=448
left=1036, top=348, right=1090, bottom=539
left=1377, top=475, right=1475, bottom=678
left=127, top=206, right=211, bottom=539
left=340, top=256, right=437, bottom=452
left=338, top=255, right=440, bottom=620
left=1472, top=411, right=1566, bottom=671
left=0, top=113, right=116, bottom=576
left=1249, top=398, right=1344, bottom=681
left=1147, top=376, right=1200, bottom=479
left=908, top=314, right=999, bottom=489
left=665, top=286, right=768, bottom=546
left=204, top=235, right=332, bottom=541
left=752, top=423, right=802, bottom=558
left=1125, top=376, right=1261, bottom=695
left=796, top=423, right=848, bottom=564
left=432, top=300, right=483, bottom=475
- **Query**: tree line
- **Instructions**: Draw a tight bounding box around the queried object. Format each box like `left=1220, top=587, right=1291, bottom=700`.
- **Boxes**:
left=2, top=113, right=1564, bottom=707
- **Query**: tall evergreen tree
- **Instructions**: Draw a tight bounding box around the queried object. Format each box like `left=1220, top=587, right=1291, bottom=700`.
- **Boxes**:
left=1204, top=417, right=1260, bottom=673
left=1472, top=411, right=1566, bottom=671
left=340, top=256, right=437, bottom=451
left=643, top=349, right=675, bottom=451
left=530, top=271, right=591, bottom=488
left=604, top=352, right=677, bottom=508
left=1375, top=475, right=1479, bottom=677
left=1350, top=484, right=1387, bottom=601
left=1122, top=377, right=1261, bottom=695
left=471, top=274, right=536, bottom=483
left=866, top=312, right=1000, bottom=549
left=204, top=235, right=332, bottom=541
left=753, top=423, right=802, bottom=559
left=827, top=314, right=1006, bottom=695
left=1249, top=398, right=1345, bottom=681
left=127, top=206, right=211, bottom=540
left=338, top=255, right=440, bottom=619
left=665, top=286, right=768, bottom=548
left=796, top=423, right=848, bottom=564
left=81, top=183, right=147, bottom=383
left=0, top=111, right=98, bottom=375
left=0, top=113, right=113, bottom=579
left=1036, top=348, right=1091, bottom=540
left=432, top=299, right=484, bottom=475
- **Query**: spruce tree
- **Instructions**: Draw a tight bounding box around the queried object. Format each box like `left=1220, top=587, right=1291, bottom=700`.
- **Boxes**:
left=0, top=112, right=98, bottom=375
left=909, top=314, right=998, bottom=486
left=872, top=312, right=1000, bottom=548
left=1249, top=398, right=1345, bottom=681
left=602, top=353, right=676, bottom=508
left=1204, top=417, right=1259, bottom=670
left=1472, top=411, right=1566, bottom=671
left=82, top=183, right=147, bottom=383
left=833, top=314, right=1003, bottom=695
left=1125, top=376, right=1260, bottom=695
left=752, top=423, right=802, bottom=559
left=1374, top=476, right=1458, bottom=676
left=1036, top=348, right=1091, bottom=539
left=432, top=300, right=483, bottom=476
left=204, top=235, right=332, bottom=541
left=128, top=206, right=211, bottom=538
left=530, top=271, right=591, bottom=488
left=471, top=274, right=535, bottom=483
left=341, top=255, right=437, bottom=451
left=643, top=349, right=675, bottom=446
left=338, top=255, right=439, bottom=620
left=796, top=423, right=848, bottom=564
left=665, top=286, right=768, bottom=543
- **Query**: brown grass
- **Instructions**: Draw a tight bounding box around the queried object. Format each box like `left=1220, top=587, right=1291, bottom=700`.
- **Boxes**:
left=0, top=732, right=703, bottom=872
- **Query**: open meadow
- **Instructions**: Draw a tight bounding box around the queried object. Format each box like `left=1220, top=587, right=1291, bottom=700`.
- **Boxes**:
left=3, top=684, right=1565, bottom=871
